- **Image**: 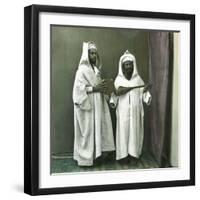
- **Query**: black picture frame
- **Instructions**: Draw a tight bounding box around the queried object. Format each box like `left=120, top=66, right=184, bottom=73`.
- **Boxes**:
left=24, top=4, right=195, bottom=196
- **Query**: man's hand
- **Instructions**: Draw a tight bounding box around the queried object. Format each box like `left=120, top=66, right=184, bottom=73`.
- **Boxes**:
left=93, top=80, right=107, bottom=93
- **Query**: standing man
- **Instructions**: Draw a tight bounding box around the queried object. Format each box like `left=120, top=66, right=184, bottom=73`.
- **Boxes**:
left=72, top=41, right=115, bottom=166
left=111, top=50, right=152, bottom=161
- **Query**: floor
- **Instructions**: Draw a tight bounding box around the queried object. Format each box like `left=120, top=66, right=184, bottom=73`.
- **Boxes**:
left=51, top=151, right=162, bottom=174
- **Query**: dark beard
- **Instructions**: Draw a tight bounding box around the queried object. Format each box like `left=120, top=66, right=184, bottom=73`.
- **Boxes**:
left=124, top=70, right=133, bottom=80
left=89, top=57, right=96, bottom=65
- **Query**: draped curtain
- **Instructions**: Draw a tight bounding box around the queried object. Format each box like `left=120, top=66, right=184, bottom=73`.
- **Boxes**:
left=148, top=32, right=174, bottom=167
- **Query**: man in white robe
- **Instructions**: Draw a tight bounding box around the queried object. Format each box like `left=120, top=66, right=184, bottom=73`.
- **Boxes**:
left=72, top=42, right=115, bottom=166
left=111, top=50, right=152, bottom=160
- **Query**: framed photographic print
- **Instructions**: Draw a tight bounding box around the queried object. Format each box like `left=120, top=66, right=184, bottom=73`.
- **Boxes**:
left=24, top=4, right=195, bottom=195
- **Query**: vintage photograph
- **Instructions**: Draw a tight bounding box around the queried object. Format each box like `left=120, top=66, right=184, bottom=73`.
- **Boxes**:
left=24, top=5, right=195, bottom=195
left=50, top=25, right=179, bottom=174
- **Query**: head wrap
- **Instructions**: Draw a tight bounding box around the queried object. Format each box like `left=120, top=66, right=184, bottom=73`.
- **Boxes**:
left=121, top=52, right=134, bottom=63
left=114, top=50, right=144, bottom=89
left=88, top=42, right=97, bottom=50
left=78, top=41, right=101, bottom=69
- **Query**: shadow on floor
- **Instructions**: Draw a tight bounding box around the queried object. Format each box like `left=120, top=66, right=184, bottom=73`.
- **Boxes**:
left=51, top=151, right=163, bottom=174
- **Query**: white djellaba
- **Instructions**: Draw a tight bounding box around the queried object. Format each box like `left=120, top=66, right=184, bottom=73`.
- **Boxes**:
left=110, top=50, right=152, bottom=160
left=72, top=42, right=115, bottom=166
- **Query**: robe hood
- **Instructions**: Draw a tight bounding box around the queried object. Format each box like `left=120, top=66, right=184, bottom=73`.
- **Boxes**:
left=115, top=50, right=144, bottom=89
left=78, top=41, right=101, bottom=69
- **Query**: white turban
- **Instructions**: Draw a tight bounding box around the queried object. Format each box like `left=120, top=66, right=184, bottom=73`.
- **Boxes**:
left=78, top=42, right=101, bottom=69
left=114, top=50, right=144, bottom=89
left=88, top=42, right=97, bottom=50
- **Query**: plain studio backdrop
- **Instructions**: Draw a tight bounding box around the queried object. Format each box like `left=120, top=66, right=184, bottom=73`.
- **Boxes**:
left=51, top=26, right=150, bottom=156
left=0, top=0, right=199, bottom=200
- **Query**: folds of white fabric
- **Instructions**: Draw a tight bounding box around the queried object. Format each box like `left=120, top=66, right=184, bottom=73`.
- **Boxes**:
left=72, top=42, right=115, bottom=166
left=114, top=51, right=152, bottom=160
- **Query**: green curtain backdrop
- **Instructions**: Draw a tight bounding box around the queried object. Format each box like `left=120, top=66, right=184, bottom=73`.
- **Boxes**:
left=51, top=25, right=149, bottom=155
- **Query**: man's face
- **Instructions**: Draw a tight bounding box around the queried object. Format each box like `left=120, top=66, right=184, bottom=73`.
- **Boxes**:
left=122, top=60, right=134, bottom=80
left=88, top=48, right=97, bottom=65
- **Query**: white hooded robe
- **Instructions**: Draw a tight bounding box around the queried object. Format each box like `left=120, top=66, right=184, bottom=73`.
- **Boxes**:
left=111, top=51, right=151, bottom=160
left=72, top=42, right=115, bottom=166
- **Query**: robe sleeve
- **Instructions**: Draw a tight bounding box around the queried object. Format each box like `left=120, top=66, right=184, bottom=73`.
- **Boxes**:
left=85, top=86, right=93, bottom=93
left=143, top=91, right=152, bottom=105
left=109, top=93, right=118, bottom=108
left=114, top=77, right=121, bottom=90
left=73, top=69, right=92, bottom=110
